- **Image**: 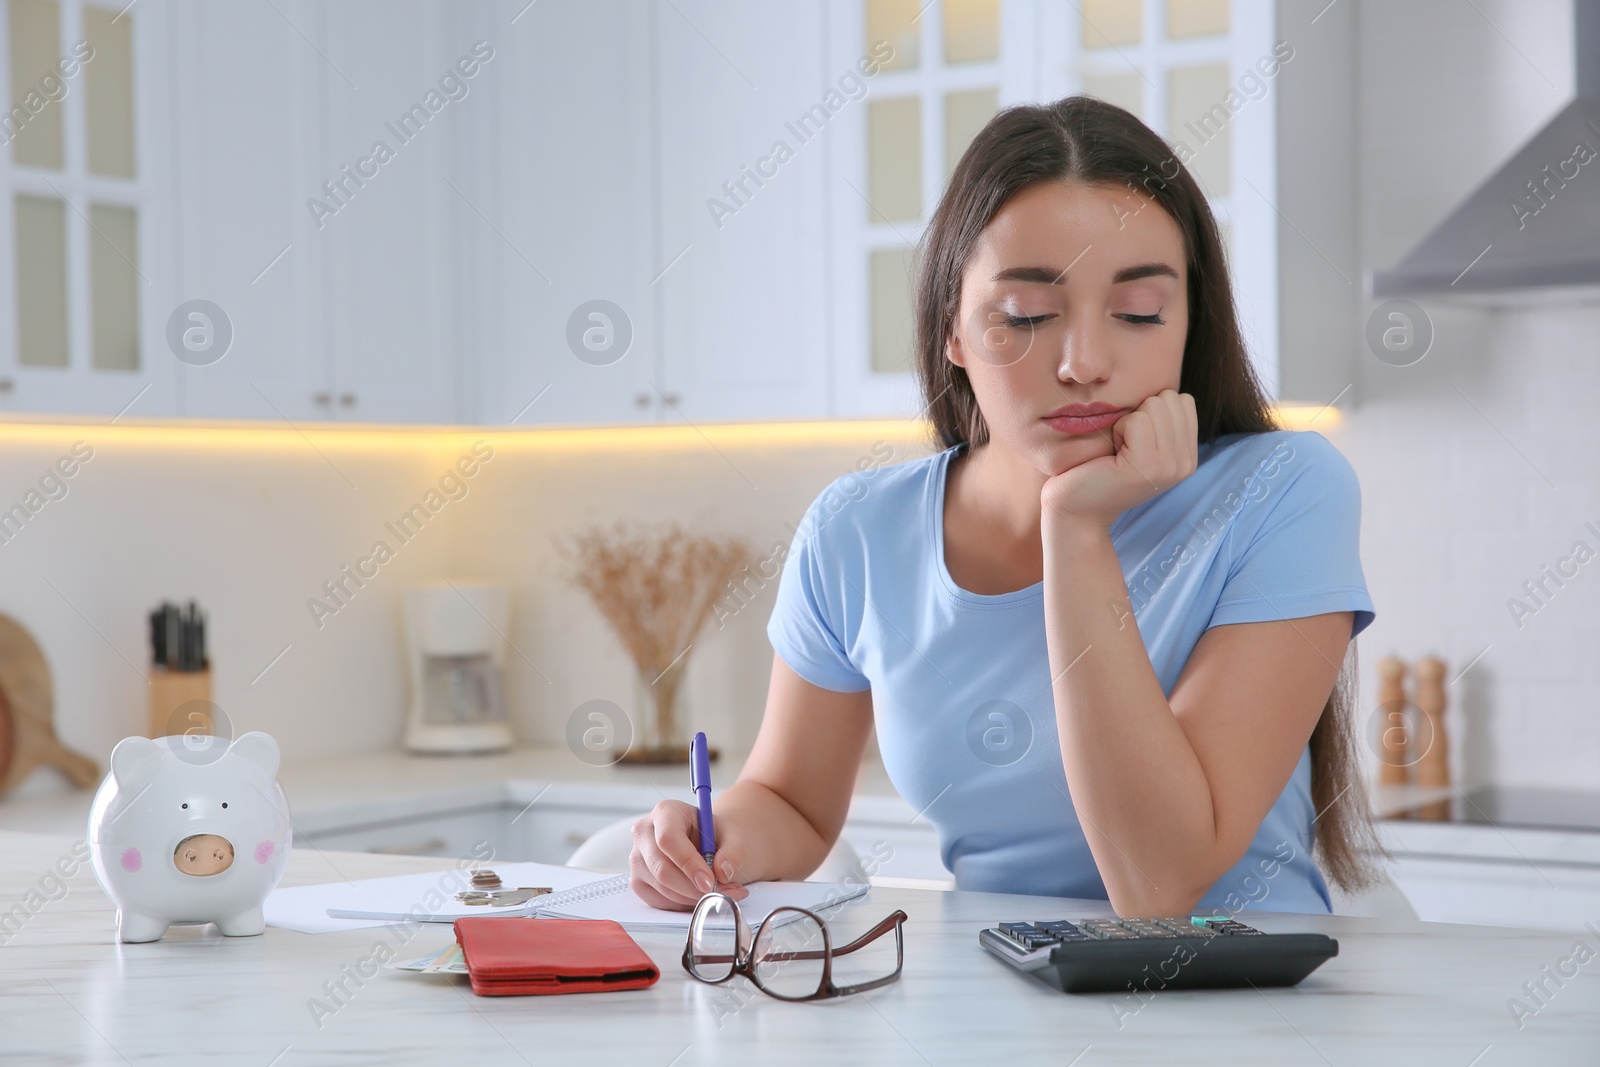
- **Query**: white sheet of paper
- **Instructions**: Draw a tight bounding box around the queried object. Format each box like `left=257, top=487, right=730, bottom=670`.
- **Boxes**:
left=264, top=861, right=611, bottom=934
left=265, top=859, right=873, bottom=934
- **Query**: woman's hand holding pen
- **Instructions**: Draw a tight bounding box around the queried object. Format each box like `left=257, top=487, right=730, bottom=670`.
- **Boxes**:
left=629, top=800, right=750, bottom=911
left=1041, top=387, right=1198, bottom=533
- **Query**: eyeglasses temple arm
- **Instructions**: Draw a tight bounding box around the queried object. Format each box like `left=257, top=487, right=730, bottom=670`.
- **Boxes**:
left=830, top=909, right=908, bottom=958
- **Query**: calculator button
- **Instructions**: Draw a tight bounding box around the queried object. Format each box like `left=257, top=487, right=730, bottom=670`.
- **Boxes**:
left=1079, top=920, right=1136, bottom=940
left=997, top=922, right=1059, bottom=950
left=1125, top=923, right=1176, bottom=937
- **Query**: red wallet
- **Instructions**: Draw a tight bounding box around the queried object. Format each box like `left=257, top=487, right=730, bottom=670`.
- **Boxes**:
left=452, top=917, right=660, bottom=996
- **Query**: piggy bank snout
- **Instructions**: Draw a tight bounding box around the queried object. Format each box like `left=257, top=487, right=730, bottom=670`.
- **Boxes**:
left=174, top=833, right=235, bottom=877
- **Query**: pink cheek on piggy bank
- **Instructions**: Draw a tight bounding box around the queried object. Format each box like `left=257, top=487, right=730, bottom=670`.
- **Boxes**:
left=120, top=847, right=142, bottom=873
left=254, top=840, right=276, bottom=864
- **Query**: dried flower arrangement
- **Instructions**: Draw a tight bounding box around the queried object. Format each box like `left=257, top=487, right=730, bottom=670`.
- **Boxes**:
left=559, top=520, right=752, bottom=763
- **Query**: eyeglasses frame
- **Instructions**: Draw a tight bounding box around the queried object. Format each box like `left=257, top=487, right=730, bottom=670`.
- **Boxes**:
left=680, top=892, right=908, bottom=1002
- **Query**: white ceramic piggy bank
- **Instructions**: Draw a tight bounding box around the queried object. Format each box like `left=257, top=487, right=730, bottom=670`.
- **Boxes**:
left=87, top=732, right=292, bottom=943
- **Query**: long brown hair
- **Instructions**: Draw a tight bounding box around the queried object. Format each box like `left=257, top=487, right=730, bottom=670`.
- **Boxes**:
left=913, top=95, right=1380, bottom=894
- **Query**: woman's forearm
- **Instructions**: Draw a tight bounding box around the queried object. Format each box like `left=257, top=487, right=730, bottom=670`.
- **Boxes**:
left=1042, top=519, right=1220, bottom=914
left=713, top=778, right=835, bottom=883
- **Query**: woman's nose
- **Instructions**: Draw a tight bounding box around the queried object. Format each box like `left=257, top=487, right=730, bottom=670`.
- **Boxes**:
left=1055, top=315, right=1111, bottom=385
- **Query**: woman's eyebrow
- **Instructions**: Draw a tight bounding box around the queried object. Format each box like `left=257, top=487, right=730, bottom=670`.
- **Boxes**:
left=1112, top=262, right=1180, bottom=284
left=991, top=262, right=1180, bottom=285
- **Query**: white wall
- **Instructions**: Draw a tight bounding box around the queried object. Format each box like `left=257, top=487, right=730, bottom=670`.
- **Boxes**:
left=1343, top=0, right=1599, bottom=788
left=463, top=425, right=932, bottom=759
left=0, top=421, right=932, bottom=799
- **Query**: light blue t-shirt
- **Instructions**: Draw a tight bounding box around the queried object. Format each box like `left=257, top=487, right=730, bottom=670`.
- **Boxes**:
left=766, top=429, right=1375, bottom=915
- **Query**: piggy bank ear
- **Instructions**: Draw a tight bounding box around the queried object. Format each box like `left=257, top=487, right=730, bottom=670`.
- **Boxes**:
left=227, top=732, right=281, bottom=780
left=109, top=736, right=166, bottom=790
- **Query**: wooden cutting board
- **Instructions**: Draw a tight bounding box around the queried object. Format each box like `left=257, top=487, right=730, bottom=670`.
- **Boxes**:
left=0, top=614, right=100, bottom=797
left=0, top=684, right=13, bottom=791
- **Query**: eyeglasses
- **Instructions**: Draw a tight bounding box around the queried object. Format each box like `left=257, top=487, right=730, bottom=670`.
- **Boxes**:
left=681, top=892, right=908, bottom=1001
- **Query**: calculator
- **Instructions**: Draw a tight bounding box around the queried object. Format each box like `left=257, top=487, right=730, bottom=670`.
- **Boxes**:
left=979, top=916, right=1338, bottom=993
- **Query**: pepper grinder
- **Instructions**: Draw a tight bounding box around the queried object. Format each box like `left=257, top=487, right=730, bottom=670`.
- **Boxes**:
left=1375, top=656, right=1411, bottom=793
left=1413, top=656, right=1451, bottom=820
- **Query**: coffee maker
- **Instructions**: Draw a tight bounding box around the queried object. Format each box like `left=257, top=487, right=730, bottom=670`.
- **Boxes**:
left=403, top=583, right=513, bottom=754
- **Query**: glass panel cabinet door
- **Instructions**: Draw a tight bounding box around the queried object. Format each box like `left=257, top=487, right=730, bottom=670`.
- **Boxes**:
left=2, top=0, right=173, bottom=417
left=833, top=0, right=1005, bottom=418
left=829, top=0, right=1299, bottom=418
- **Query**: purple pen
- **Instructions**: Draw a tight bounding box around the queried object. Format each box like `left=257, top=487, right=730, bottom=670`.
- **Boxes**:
left=690, top=731, right=716, bottom=870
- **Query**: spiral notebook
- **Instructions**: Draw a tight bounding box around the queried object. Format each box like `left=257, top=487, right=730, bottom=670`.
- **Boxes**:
left=527, top=873, right=872, bottom=931
left=312, top=860, right=870, bottom=931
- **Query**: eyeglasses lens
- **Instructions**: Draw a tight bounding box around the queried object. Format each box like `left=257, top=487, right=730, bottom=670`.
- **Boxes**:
left=687, top=894, right=739, bottom=982
left=751, top=909, right=828, bottom=999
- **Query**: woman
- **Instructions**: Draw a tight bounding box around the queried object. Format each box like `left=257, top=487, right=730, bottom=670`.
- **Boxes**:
left=630, top=95, right=1379, bottom=917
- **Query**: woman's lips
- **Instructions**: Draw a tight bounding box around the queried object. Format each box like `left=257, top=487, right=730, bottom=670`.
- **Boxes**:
left=1043, top=409, right=1126, bottom=435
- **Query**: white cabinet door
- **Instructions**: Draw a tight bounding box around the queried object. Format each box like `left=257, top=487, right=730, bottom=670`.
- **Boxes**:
left=651, top=0, right=831, bottom=423
left=1389, top=855, right=1600, bottom=932
left=484, top=0, right=659, bottom=427
left=316, top=1, right=462, bottom=424
left=167, top=0, right=326, bottom=422
left=1268, top=0, right=1357, bottom=406
left=299, top=800, right=643, bottom=867
left=297, top=803, right=514, bottom=860
left=514, top=803, right=642, bottom=867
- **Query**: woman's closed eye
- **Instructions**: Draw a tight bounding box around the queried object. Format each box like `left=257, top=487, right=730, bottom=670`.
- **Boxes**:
left=1119, top=310, right=1167, bottom=326
left=992, top=309, right=1168, bottom=328
left=997, top=313, right=1054, bottom=328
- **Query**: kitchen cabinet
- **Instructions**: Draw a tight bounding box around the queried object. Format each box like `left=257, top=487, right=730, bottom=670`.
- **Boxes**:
left=297, top=802, right=516, bottom=860
left=2, top=0, right=1354, bottom=426
left=0, top=0, right=473, bottom=425
left=14, top=741, right=1593, bottom=914
left=0, top=0, right=181, bottom=419
left=312, top=0, right=463, bottom=424
left=482, top=0, right=660, bottom=427
left=498, top=0, right=1360, bottom=421
left=166, top=0, right=462, bottom=424
left=585, top=0, right=1359, bottom=420
left=294, top=800, right=644, bottom=866
left=165, top=0, right=325, bottom=422
left=292, top=782, right=953, bottom=883
left=1379, top=819, right=1600, bottom=932
left=648, top=1, right=833, bottom=424
left=819, top=0, right=1360, bottom=418
left=484, top=0, right=837, bottom=427
left=1267, top=0, right=1360, bottom=406
left=1388, top=855, right=1600, bottom=931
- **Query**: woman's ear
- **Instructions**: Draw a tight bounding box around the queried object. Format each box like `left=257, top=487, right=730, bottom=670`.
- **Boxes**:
left=945, top=331, right=966, bottom=369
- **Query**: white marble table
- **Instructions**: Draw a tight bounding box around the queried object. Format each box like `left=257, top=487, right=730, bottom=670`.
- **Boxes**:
left=2, top=829, right=1596, bottom=1065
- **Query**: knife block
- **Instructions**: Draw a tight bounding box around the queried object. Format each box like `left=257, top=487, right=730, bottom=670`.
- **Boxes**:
left=147, top=667, right=214, bottom=740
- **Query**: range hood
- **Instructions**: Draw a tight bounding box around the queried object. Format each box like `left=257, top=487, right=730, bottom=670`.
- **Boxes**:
left=1371, top=1, right=1600, bottom=298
